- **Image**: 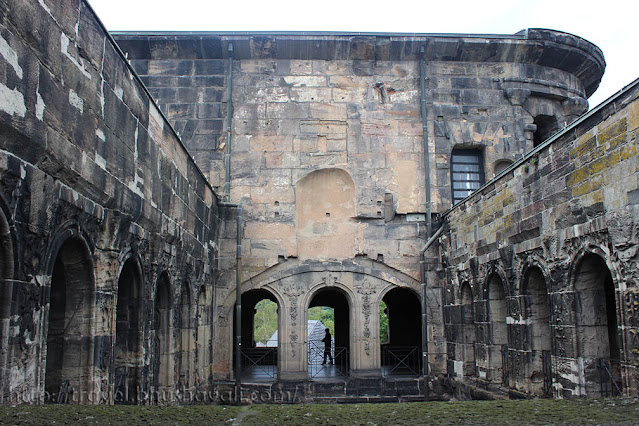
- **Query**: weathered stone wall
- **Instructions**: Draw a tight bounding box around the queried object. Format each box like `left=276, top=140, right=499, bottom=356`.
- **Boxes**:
left=439, top=79, right=639, bottom=397
left=0, top=0, right=221, bottom=403
left=113, top=31, right=605, bottom=381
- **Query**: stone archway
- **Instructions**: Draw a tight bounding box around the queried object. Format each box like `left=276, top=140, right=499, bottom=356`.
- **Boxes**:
left=307, top=287, right=351, bottom=378
left=487, top=273, right=508, bottom=385
left=237, top=289, right=279, bottom=382
left=522, top=265, right=552, bottom=396
left=573, top=252, right=621, bottom=396
left=45, top=236, right=94, bottom=403
left=114, top=257, right=143, bottom=404
left=214, top=258, right=421, bottom=381
left=380, top=287, right=422, bottom=376
left=153, top=272, right=172, bottom=401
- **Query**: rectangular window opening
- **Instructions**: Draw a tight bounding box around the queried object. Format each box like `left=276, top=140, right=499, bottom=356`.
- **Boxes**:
left=451, top=149, right=484, bottom=205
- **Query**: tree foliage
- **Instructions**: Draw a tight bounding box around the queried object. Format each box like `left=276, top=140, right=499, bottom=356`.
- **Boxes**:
left=308, top=306, right=334, bottom=335
left=253, top=301, right=388, bottom=345
left=253, top=299, right=278, bottom=345
left=379, top=300, right=389, bottom=343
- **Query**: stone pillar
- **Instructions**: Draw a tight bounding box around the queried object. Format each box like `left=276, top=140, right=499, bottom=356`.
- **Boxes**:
left=351, top=279, right=381, bottom=377
left=278, top=303, right=307, bottom=380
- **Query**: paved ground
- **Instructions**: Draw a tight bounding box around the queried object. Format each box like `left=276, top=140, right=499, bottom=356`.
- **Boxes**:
left=0, top=398, right=638, bottom=425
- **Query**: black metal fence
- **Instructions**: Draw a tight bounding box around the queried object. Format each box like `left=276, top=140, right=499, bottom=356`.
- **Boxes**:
left=308, top=340, right=348, bottom=378
left=599, top=358, right=623, bottom=397
left=382, top=346, right=421, bottom=377
left=241, top=347, right=277, bottom=380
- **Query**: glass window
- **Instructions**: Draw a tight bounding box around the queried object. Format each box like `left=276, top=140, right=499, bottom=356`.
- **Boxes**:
left=451, top=149, right=484, bottom=205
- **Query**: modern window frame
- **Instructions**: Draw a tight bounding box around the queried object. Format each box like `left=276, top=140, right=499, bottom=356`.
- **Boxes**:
left=450, top=149, right=485, bottom=205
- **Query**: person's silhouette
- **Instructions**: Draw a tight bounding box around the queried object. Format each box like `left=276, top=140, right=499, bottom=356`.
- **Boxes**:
left=321, top=328, right=333, bottom=365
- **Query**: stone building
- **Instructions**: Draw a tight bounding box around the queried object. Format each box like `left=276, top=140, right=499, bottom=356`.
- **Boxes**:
left=0, top=0, right=635, bottom=404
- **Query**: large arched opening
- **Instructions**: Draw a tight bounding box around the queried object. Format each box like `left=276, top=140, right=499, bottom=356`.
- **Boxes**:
left=522, top=266, right=552, bottom=396
left=114, top=257, right=143, bottom=404
left=574, top=253, right=621, bottom=396
left=153, top=273, right=172, bottom=400
left=380, top=287, right=421, bottom=376
left=239, top=289, right=279, bottom=381
left=308, top=288, right=350, bottom=379
left=45, top=236, right=94, bottom=403
left=487, top=273, right=508, bottom=385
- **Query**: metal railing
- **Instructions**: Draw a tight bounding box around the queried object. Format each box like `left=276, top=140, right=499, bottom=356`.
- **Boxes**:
left=382, top=346, right=421, bottom=377
left=241, top=348, right=277, bottom=380
left=114, top=366, right=128, bottom=404
left=308, top=340, right=348, bottom=378
left=56, top=380, right=70, bottom=404
left=599, top=358, right=623, bottom=397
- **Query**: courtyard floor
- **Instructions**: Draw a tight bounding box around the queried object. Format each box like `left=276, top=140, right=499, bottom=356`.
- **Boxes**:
left=0, top=398, right=638, bottom=425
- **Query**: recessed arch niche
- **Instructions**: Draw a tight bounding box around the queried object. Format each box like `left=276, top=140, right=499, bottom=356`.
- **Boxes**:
left=295, top=168, right=357, bottom=260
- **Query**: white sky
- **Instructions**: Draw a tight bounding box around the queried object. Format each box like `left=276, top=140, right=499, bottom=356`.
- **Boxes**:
left=87, top=0, right=638, bottom=108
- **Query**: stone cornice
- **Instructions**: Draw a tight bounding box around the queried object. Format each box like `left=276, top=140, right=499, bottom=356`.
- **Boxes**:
left=113, top=28, right=605, bottom=96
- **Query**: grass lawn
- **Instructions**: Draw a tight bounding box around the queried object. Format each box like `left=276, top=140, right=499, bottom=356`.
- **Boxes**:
left=0, top=398, right=638, bottom=425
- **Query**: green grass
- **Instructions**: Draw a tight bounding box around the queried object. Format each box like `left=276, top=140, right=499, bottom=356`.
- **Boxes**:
left=0, top=398, right=638, bottom=425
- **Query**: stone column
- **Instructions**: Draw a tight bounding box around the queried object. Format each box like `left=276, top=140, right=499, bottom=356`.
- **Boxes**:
left=278, top=284, right=306, bottom=380
left=351, top=279, right=381, bottom=377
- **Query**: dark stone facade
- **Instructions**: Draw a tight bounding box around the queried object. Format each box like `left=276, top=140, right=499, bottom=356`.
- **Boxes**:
left=439, top=80, right=639, bottom=397
left=0, top=0, right=221, bottom=403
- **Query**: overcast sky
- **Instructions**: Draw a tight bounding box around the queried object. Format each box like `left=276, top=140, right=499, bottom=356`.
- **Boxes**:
left=87, top=0, right=637, bottom=108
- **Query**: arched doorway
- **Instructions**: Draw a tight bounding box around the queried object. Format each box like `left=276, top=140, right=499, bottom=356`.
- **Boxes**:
left=574, top=253, right=621, bottom=396
left=380, top=287, right=421, bottom=376
left=45, top=236, right=94, bottom=403
left=239, top=289, right=279, bottom=381
left=487, top=273, right=508, bottom=385
left=114, top=257, right=143, bottom=404
left=522, top=266, right=552, bottom=396
left=308, top=288, right=349, bottom=378
left=153, top=273, right=172, bottom=401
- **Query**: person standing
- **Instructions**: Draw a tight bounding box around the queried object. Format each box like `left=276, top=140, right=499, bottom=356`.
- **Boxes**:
left=321, top=328, right=333, bottom=365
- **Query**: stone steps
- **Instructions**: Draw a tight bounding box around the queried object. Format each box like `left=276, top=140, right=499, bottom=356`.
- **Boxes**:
left=215, top=377, right=429, bottom=404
